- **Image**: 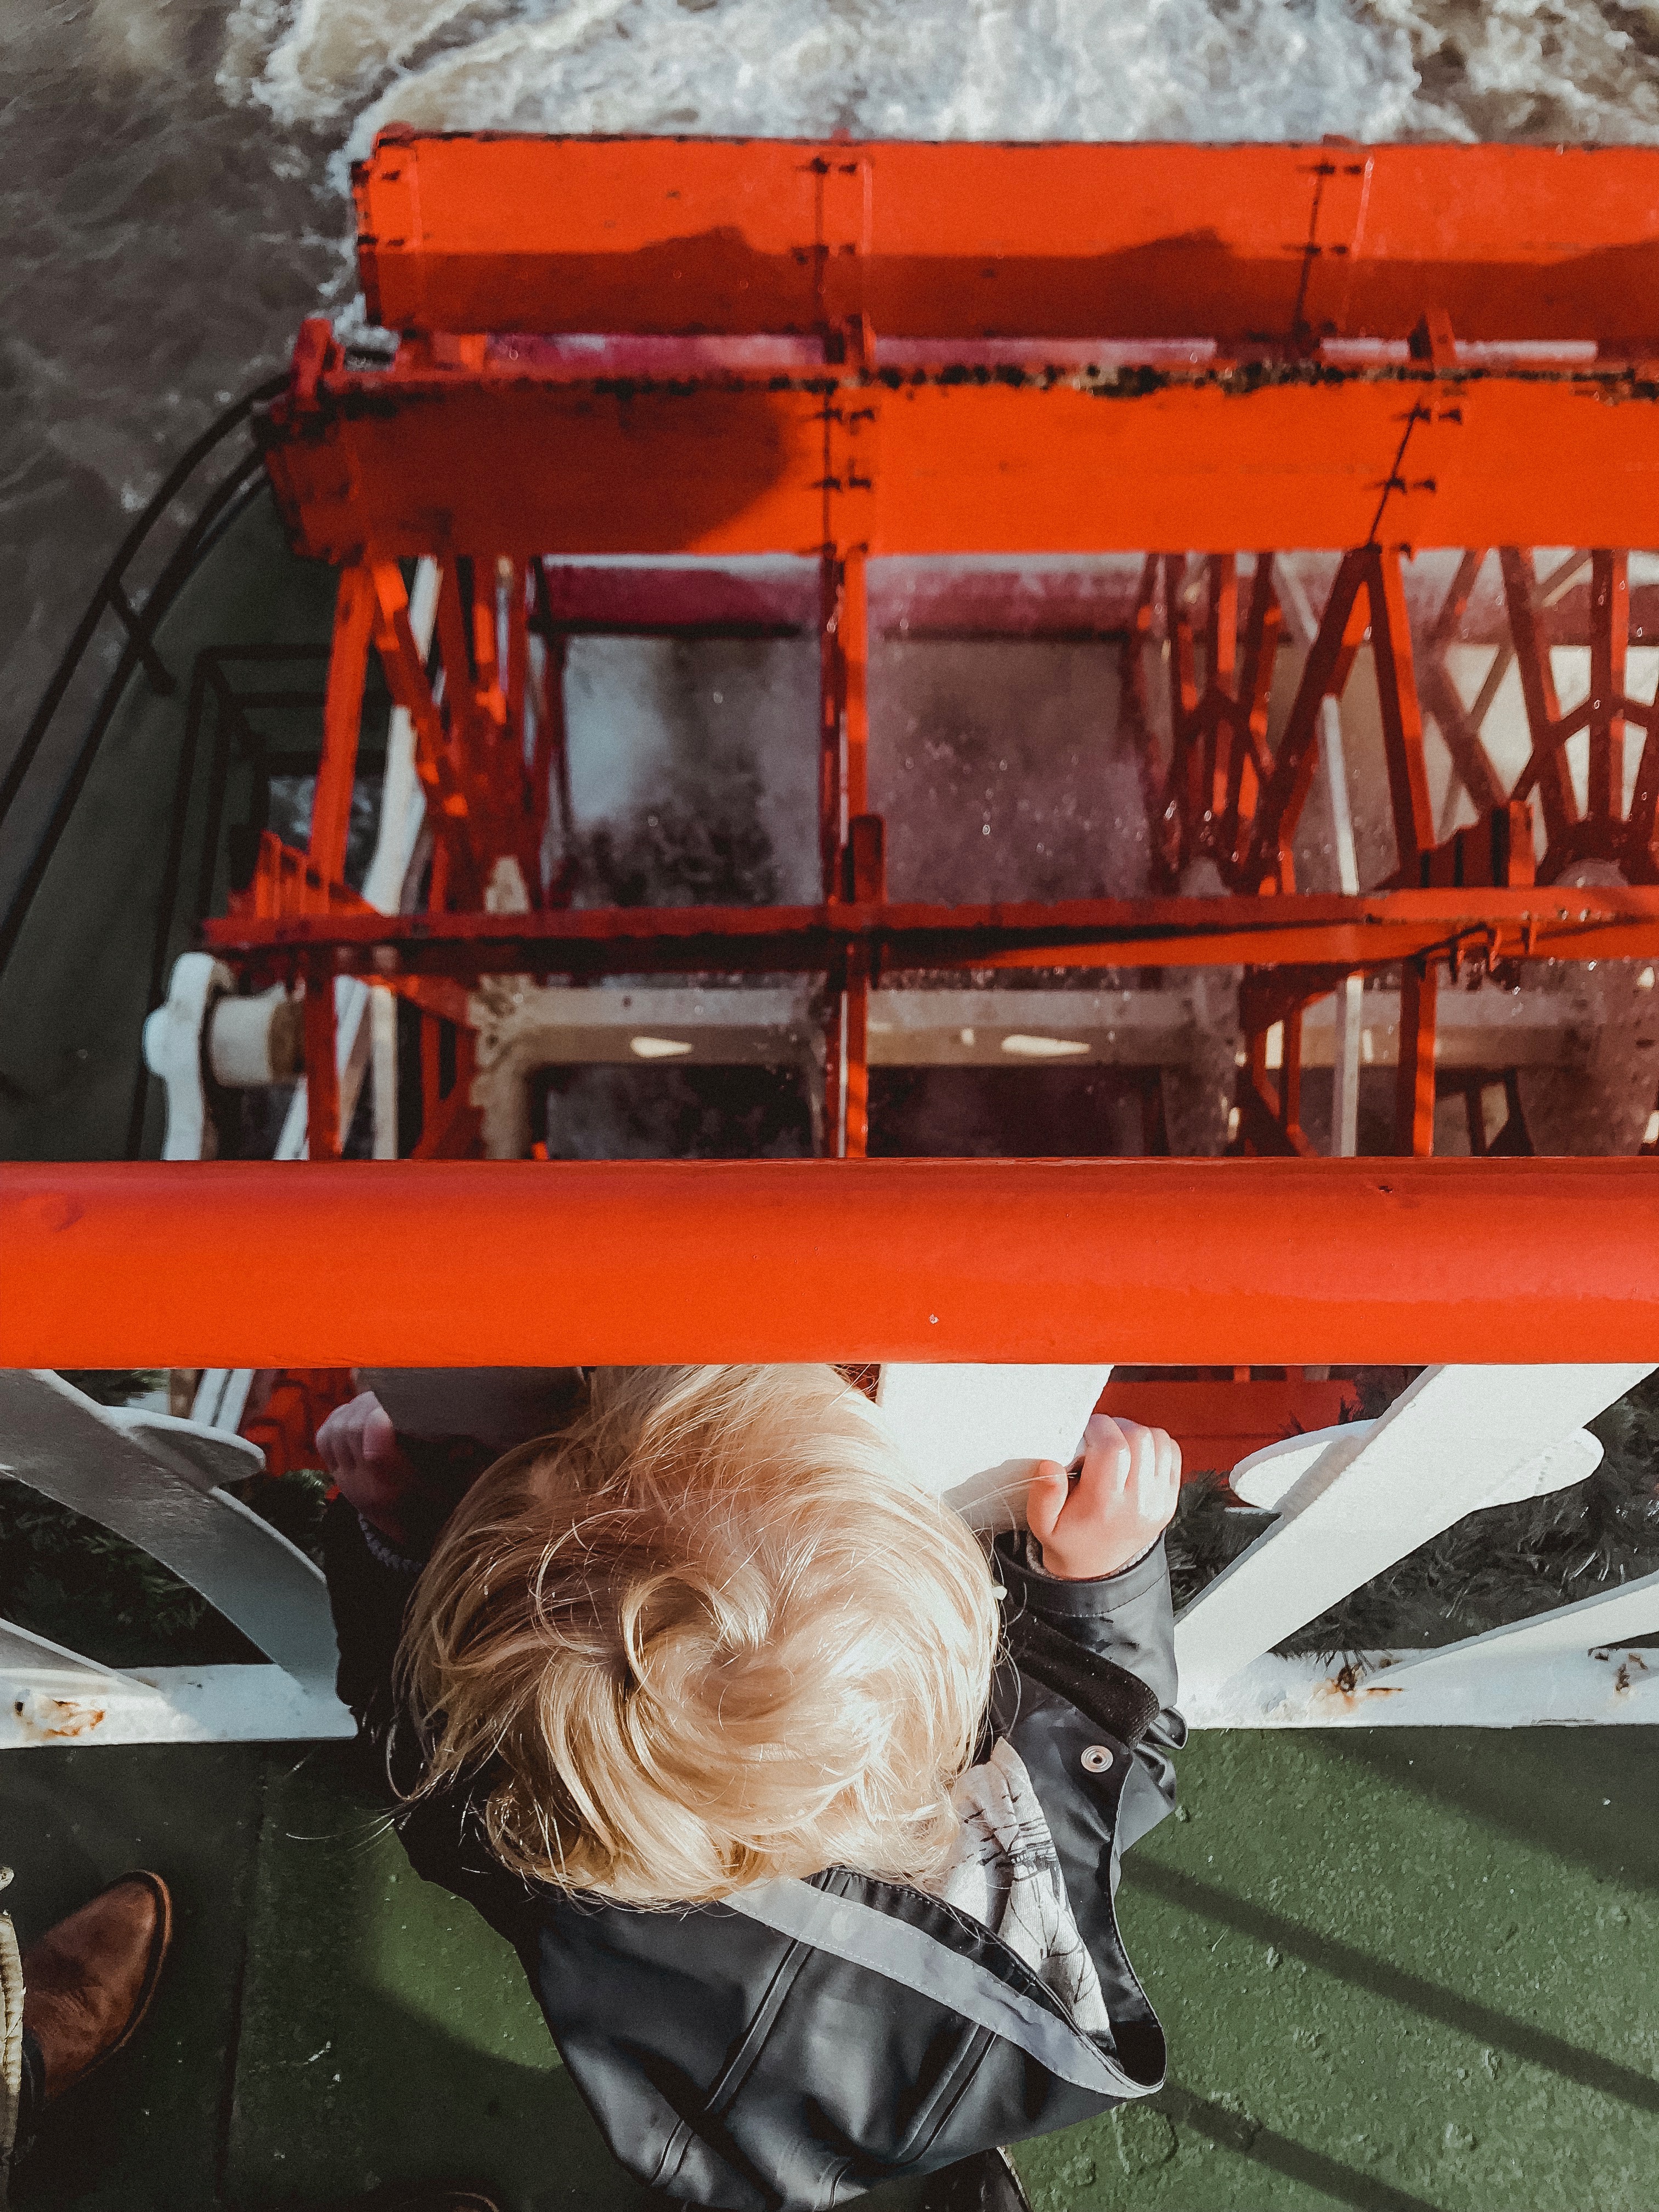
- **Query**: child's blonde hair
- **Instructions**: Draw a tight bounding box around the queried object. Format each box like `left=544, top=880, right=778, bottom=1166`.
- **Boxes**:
left=399, top=1364, right=999, bottom=1905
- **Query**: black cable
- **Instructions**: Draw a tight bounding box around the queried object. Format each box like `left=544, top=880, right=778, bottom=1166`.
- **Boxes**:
left=0, top=452, right=270, bottom=988
left=1, top=374, right=286, bottom=821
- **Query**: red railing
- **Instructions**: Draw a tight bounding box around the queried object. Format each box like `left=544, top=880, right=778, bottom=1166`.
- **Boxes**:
left=4, top=1158, right=1655, bottom=1369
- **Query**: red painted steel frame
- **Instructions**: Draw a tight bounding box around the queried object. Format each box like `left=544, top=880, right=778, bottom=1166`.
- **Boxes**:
left=4, top=1160, right=1656, bottom=1368
left=203, top=887, right=1659, bottom=983
left=454, top=562, right=1659, bottom=646
left=261, top=367, right=1659, bottom=563
left=353, top=137, right=1659, bottom=346
left=234, top=136, right=1659, bottom=1172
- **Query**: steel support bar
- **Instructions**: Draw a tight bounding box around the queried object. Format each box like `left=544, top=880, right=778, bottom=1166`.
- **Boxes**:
left=301, top=966, right=341, bottom=1161
left=822, top=551, right=873, bottom=1157
left=1277, top=558, right=1364, bottom=1152
left=491, top=559, right=1659, bottom=649
left=466, top=983, right=1593, bottom=1071
left=201, top=885, right=1659, bottom=983
left=310, top=567, right=373, bottom=885
left=1395, top=958, right=1440, bottom=1157
left=261, top=366, right=1659, bottom=563
left=4, top=1160, right=1655, bottom=1368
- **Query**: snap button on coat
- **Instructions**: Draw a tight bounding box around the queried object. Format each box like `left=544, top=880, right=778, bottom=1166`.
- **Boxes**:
left=1080, top=1745, right=1114, bottom=1774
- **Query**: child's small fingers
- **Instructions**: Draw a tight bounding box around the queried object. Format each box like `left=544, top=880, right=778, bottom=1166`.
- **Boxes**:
left=1097, top=1416, right=1149, bottom=1496
left=1078, top=1415, right=1133, bottom=1503
left=1081, top=1413, right=1135, bottom=1458
left=314, top=1398, right=356, bottom=1477
left=1141, top=1426, right=1176, bottom=1506
left=1026, top=1458, right=1070, bottom=1543
left=363, top=1405, right=402, bottom=1468
left=1159, top=1429, right=1183, bottom=1503
left=1128, top=1424, right=1164, bottom=1521
left=1070, top=1450, right=1127, bottom=1530
left=1153, top=1469, right=1180, bottom=1532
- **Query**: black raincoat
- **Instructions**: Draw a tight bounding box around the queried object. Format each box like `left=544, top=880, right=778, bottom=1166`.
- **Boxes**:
left=322, top=1437, right=1183, bottom=2211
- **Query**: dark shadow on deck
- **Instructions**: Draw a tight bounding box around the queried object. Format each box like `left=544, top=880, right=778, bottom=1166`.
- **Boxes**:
left=1129, top=1863, right=1659, bottom=2117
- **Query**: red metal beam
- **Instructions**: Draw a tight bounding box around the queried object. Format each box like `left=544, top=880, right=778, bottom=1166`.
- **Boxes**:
left=538, top=563, right=810, bottom=635
left=298, top=961, right=340, bottom=1162
left=533, top=559, right=1144, bottom=642
left=353, top=137, right=1659, bottom=347
left=311, top=567, right=374, bottom=886
left=1393, top=960, right=1439, bottom=1158
left=475, top=558, right=1659, bottom=648
left=200, top=884, right=1659, bottom=983
left=5, top=1159, right=1655, bottom=1367
left=259, top=358, right=1659, bottom=562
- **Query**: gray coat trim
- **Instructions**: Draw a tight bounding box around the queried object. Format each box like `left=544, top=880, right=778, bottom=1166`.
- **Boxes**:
left=727, top=1876, right=1142, bottom=2097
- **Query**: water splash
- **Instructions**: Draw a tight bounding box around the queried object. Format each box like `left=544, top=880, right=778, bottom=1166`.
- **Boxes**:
left=222, top=0, right=1659, bottom=171
left=231, top=0, right=1424, bottom=159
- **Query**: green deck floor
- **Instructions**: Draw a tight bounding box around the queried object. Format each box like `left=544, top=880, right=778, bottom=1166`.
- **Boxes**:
left=7, top=1726, right=1657, bottom=2211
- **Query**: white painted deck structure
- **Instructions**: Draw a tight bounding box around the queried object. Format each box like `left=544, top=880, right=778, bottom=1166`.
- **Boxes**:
left=3, top=1360, right=1653, bottom=1746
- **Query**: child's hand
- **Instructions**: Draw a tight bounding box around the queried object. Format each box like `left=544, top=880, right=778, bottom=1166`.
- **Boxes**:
left=1025, top=1414, right=1181, bottom=1580
left=315, top=1390, right=425, bottom=1549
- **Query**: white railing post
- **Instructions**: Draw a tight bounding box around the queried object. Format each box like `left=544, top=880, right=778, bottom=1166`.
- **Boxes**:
left=0, top=1371, right=351, bottom=1738
left=1277, top=558, right=1363, bottom=1156
left=876, top=1365, right=1114, bottom=1531
left=1174, top=1363, right=1654, bottom=1694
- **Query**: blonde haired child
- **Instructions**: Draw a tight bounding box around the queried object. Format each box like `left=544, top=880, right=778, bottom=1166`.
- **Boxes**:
left=319, top=1364, right=1183, bottom=2212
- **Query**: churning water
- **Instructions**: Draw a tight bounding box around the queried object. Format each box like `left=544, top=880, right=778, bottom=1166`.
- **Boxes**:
left=228, top=0, right=1659, bottom=150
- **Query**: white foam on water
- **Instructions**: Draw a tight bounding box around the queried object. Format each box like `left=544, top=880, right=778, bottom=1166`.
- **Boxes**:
left=225, top=0, right=1407, bottom=157
left=221, top=0, right=1659, bottom=166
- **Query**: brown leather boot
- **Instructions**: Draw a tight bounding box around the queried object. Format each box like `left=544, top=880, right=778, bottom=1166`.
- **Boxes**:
left=19, top=1871, right=172, bottom=2105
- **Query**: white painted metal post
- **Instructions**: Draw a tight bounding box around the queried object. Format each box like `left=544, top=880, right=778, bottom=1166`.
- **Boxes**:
left=0, top=1618, right=166, bottom=1744
left=371, top=985, right=400, bottom=1159
left=1384, top=1565, right=1659, bottom=1686
left=0, top=1616, right=354, bottom=1750
left=1328, top=973, right=1364, bottom=1159
left=191, top=1365, right=256, bottom=1436
left=192, top=560, right=442, bottom=1430
left=1173, top=1364, right=1654, bottom=1692
left=1276, top=560, right=1363, bottom=1156
left=0, top=1372, right=345, bottom=1702
left=876, top=1365, right=1114, bottom=1532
